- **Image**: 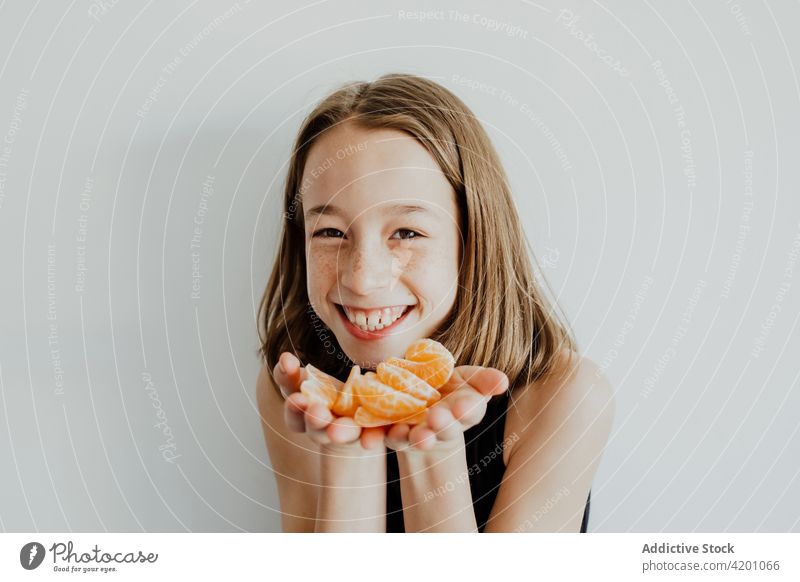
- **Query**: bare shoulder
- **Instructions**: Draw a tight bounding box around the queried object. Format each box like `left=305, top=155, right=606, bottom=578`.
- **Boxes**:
left=255, top=362, right=320, bottom=532
left=488, top=350, right=616, bottom=531
left=504, top=350, right=616, bottom=463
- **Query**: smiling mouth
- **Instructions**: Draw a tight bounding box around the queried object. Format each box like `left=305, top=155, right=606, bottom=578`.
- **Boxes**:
left=334, top=303, right=414, bottom=334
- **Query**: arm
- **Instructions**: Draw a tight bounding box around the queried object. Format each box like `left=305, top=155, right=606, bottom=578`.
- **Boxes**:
left=484, top=356, right=615, bottom=532
left=396, top=437, right=478, bottom=532
left=315, top=443, right=386, bottom=532
left=256, top=363, right=319, bottom=532
left=386, top=366, right=510, bottom=532
left=257, top=360, right=388, bottom=532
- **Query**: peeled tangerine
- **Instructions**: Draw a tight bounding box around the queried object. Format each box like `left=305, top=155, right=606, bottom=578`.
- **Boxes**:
left=299, top=338, right=455, bottom=427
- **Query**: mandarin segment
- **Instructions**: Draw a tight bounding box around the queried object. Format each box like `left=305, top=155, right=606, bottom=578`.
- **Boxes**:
left=385, top=338, right=454, bottom=388
left=299, top=364, right=340, bottom=407
left=383, top=357, right=449, bottom=390
left=300, top=339, right=455, bottom=427
left=408, top=339, right=455, bottom=387
left=353, top=406, right=426, bottom=427
left=377, top=362, right=441, bottom=405
left=405, top=338, right=446, bottom=362
left=332, top=365, right=361, bottom=417
left=354, top=407, right=393, bottom=427
left=351, top=373, right=427, bottom=421
left=400, top=408, right=427, bottom=425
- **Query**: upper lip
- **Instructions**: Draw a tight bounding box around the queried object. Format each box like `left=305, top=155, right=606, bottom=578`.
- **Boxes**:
left=335, top=303, right=413, bottom=311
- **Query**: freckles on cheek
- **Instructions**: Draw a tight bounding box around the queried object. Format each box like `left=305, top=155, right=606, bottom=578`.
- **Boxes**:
left=306, top=247, right=338, bottom=288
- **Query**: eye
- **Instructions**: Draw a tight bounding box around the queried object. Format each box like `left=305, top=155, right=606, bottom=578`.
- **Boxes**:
left=392, top=229, right=422, bottom=240
left=312, top=228, right=345, bottom=239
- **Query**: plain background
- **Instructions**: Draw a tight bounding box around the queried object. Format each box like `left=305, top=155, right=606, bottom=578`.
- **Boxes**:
left=0, top=0, right=798, bottom=532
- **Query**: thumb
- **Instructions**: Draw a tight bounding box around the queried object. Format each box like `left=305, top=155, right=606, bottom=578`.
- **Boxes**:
left=452, top=366, right=509, bottom=397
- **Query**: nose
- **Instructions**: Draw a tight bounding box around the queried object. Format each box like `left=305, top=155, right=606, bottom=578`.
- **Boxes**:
left=339, top=239, right=398, bottom=296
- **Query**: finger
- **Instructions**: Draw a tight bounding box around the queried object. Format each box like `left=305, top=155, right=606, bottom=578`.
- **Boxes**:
left=408, top=424, right=437, bottom=450
left=426, top=405, right=463, bottom=442
left=307, top=426, right=332, bottom=446
left=383, top=424, right=411, bottom=453
left=451, top=366, right=509, bottom=398
left=326, top=416, right=361, bottom=444
left=286, top=391, right=308, bottom=413
left=274, top=352, right=303, bottom=396
left=360, top=426, right=386, bottom=450
left=450, top=392, right=489, bottom=427
left=305, top=403, right=333, bottom=431
left=386, top=422, right=410, bottom=443
left=284, top=392, right=308, bottom=433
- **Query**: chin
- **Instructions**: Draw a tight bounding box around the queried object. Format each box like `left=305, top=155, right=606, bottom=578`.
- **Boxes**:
left=342, top=344, right=394, bottom=370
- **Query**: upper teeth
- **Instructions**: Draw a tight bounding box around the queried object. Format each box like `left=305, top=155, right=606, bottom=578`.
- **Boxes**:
left=343, top=305, right=408, bottom=331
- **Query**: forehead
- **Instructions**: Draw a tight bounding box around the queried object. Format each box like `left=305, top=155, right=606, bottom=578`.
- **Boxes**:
left=301, top=121, right=456, bottom=218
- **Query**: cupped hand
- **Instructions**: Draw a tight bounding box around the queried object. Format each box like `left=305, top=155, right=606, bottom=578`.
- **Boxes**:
left=384, top=365, right=509, bottom=453
left=274, top=352, right=385, bottom=451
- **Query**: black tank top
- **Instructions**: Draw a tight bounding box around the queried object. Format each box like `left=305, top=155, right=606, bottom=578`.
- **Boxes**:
left=386, top=390, right=591, bottom=532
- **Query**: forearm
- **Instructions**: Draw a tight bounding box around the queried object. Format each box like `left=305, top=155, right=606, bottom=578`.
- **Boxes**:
left=396, top=436, right=478, bottom=532
left=315, top=444, right=387, bottom=532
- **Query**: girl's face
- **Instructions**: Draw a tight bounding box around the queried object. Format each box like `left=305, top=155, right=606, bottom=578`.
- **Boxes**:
left=301, top=121, right=461, bottom=370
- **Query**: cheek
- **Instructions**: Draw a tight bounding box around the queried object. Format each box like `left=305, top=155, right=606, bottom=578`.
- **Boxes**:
left=403, top=244, right=459, bottom=298
left=306, top=247, right=338, bottom=291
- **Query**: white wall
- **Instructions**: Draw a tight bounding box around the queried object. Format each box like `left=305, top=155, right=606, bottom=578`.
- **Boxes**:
left=0, top=0, right=798, bottom=532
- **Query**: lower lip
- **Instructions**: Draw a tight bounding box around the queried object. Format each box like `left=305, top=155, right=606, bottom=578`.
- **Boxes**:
left=336, top=304, right=414, bottom=340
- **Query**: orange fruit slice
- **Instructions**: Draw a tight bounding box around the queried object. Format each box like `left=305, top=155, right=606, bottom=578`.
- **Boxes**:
left=299, top=364, right=340, bottom=408
left=351, top=372, right=427, bottom=421
left=385, top=338, right=455, bottom=389
left=403, top=409, right=428, bottom=425
left=332, top=365, right=361, bottom=417
left=299, top=339, right=454, bottom=426
left=354, top=407, right=393, bottom=427
left=354, top=406, right=427, bottom=427
left=377, top=362, right=440, bottom=405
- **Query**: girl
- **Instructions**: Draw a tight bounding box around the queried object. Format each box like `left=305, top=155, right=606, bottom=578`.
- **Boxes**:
left=256, top=73, right=615, bottom=532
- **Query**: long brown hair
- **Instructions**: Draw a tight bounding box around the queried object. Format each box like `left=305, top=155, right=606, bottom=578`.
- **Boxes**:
left=257, top=73, right=578, bottom=395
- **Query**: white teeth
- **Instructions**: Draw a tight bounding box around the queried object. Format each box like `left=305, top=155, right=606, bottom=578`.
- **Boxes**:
left=342, top=305, right=410, bottom=331
left=367, top=313, right=380, bottom=330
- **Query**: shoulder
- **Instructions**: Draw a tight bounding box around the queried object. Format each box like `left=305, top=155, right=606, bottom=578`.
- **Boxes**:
left=486, top=350, right=615, bottom=531
left=505, top=350, right=616, bottom=461
left=544, top=350, right=615, bottom=413
left=514, top=349, right=615, bottom=418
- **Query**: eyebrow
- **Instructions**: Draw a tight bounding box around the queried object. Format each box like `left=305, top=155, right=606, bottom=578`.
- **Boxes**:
left=304, top=203, right=432, bottom=219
